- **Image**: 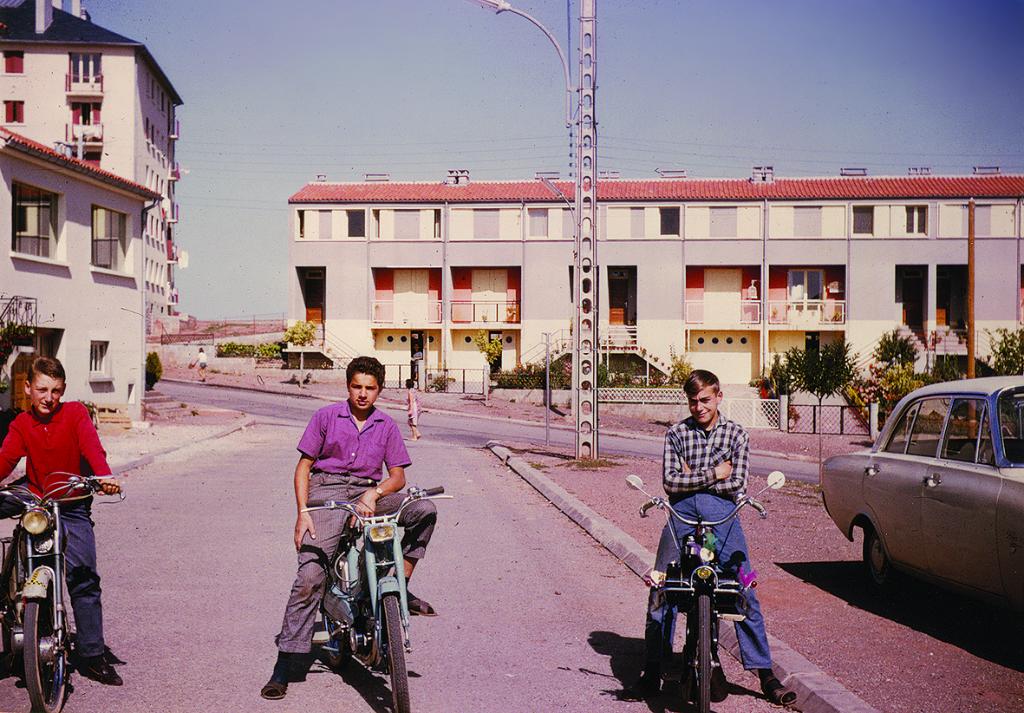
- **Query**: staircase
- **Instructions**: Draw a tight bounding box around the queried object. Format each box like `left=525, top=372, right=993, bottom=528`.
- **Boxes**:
left=142, top=389, right=183, bottom=421
left=520, top=329, right=572, bottom=365
left=283, top=325, right=360, bottom=369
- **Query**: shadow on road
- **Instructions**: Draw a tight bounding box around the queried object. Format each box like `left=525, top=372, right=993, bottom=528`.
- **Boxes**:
left=778, top=560, right=1024, bottom=671
left=310, top=649, right=408, bottom=713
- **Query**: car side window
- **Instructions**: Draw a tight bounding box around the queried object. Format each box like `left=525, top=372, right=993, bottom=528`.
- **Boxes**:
left=883, top=402, right=919, bottom=454
left=905, top=397, right=949, bottom=457
left=940, top=398, right=988, bottom=464
left=997, top=388, right=1024, bottom=464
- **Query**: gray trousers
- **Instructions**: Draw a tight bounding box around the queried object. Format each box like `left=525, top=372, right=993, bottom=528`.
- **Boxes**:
left=276, top=473, right=437, bottom=654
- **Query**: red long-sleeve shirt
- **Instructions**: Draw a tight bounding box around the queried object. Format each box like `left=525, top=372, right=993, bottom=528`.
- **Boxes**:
left=0, top=402, right=111, bottom=496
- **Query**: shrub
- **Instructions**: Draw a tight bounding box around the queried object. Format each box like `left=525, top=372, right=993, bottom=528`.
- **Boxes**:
left=472, top=330, right=503, bottom=368
left=255, top=342, right=282, bottom=359
left=283, top=321, right=317, bottom=346
left=987, top=327, right=1024, bottom=376
left=666, top=346, right=693, bottom=387
left=873, top=329, right=918, bottom=367
left=426, top=375, right=455, bottom=392
left=145, top=351, right=162, bottom=390
left=930, top=355, right=963, bottom=383
left=216, top=342, right=255, bottom=358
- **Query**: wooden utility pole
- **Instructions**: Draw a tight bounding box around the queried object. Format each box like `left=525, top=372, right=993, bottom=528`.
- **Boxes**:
left=967, top=199, right=976, bottom=378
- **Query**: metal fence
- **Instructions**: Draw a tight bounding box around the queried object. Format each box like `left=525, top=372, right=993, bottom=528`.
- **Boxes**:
left=720, top=398, right=781, bottom=430
left=381, top=365, right=487, bottom=394
left=159, top=332, right=216, bottom=345
left=788, top=404, right=868, bottom=435
left=599, top=388, right=684, bottom=404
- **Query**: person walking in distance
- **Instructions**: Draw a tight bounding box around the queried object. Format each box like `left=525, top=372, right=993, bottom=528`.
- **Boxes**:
left=196, top=347, right=207, bottom=382
left=405, top=378, right=422, bottom=441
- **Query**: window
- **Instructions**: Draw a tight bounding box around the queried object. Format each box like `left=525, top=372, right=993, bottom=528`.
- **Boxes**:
left=853, top=206, right=874, bottom=235
left=91, top=206, right=127, bottom=270
left=941, top=399, right=992, bottom=464
left=997, top=388, right=1024, bottom=464
left=393, top=210, right=420, bottom=240
left=787, top=269, right=824, bottom=301
left=4, top=51, right=24, bottom=74
left=629, top=207, right=645, bottom=238
left=659, top=207, right=680, bottom=236
left=562, top=209, right=575, bottom=239
left=905, top=206, right=927, bottom=235
left=906, top=397, right=949, bottom=457
left=473, top=209, right=499, bottom=240
left=89, top=341, right=109, bottom=376
left=528, top=208, right=549, bottom=237
left=71, top=101, right=100, bottom=125
left=709, top=207, right=737, bottom=238
left=4, top=100, right=24, bottom=124
left=884, top=402, right=919, bottom=454
left=793, top=207, right=822, bottom=237
left=318, top=210, right=332, bottom=240
left=12, top=183, right=57, bottom=257
left=69, top=53, right=101, bottom=83
left=346, top=209, right=365, bottom=237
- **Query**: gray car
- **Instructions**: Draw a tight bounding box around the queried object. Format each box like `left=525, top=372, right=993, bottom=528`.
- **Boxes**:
left=821, top=376, right=1024, bottom=612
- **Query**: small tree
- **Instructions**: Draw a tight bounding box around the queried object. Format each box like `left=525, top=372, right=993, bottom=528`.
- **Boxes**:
left=145, top=351, right=163, bottom=391
left=785, top=340, right=859, bottom=480
left=666, top=346, right=693, bottom=387
left=472, top=330, right=503, bottom=370
left=987, top=327, right=1024, bottom=375
left=873, top=329, right=918, bottom=367
left=283, top=320, right=317, bottom=346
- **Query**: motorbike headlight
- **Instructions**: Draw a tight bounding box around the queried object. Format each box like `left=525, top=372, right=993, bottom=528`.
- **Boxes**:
left=368, top=524, right=395, bottom=543
left=32, top=537, right=54, bottom=555
left=695, top=566, right=715, bottom=581
left=699, top=547, right=716, bottom=563
left=21, top=508, right=51, bottom=535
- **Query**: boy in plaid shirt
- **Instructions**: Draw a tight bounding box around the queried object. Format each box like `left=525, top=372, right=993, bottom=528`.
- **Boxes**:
left=623, top=369, right=794, bottom=707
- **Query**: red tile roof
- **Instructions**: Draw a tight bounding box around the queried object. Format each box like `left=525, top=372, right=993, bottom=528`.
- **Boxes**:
left=0, top=128, right=161, bottom=200
left=289, top=175, right=1024, bottom=204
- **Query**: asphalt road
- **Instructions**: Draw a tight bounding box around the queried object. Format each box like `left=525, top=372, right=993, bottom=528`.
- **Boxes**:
left=0, top=423, right=780, bottom=713
left=156, top=382, right=820, bottom=484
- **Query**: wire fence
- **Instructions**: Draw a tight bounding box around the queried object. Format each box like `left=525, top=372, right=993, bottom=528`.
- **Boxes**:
left=788, top=404, right=869, bottom=435
left=381, top=365, right=487, bottom=394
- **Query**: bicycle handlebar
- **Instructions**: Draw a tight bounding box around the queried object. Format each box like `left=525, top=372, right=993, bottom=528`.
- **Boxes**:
left=640, top=494, right=759, bottom=528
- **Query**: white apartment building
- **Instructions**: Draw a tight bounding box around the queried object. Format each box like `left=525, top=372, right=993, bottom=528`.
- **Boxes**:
left=0, top=0, right=184, bottom=331
left=287, top=169, right=1024, bottom=385
left=1, top=128, right=160, bottom=419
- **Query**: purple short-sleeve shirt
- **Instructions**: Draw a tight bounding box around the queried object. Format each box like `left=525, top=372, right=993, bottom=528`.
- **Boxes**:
left=297, top=401, right=411, bottom=481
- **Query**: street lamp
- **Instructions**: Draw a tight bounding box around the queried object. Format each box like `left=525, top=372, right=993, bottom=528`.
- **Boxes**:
left=469, top=0, right=600, bottom=460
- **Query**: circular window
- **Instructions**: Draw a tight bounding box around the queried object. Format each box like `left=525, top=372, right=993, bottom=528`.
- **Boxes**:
left=400, top=336, right=407, bottom=343
left=428, top=336, right=435, bottom=343
left=740, top=337, right=748, bottom=344
left=386, top=336, right=394, bottom=343
left=712, top=337, right=719, bottom=345
left=465, top=336, right=472, bottom=343
left=505, top=336, right=513, bottom=344
left=697, top=337, right=705, bottom=345
left=726, top=337, right=734, bottom=345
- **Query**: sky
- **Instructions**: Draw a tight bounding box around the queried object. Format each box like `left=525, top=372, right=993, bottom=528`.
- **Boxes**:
left=84, top=0, right=1024, bottom=318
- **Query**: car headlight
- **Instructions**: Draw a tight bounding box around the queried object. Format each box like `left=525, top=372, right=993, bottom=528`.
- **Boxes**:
left=32, top=537, right=54, bottom=555
left=21, top=508, right=51, bottom=535
left=368, top=524, right=395, bottom=543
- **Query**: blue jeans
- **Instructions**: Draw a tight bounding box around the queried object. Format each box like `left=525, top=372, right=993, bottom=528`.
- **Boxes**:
left=643, top=492, right=772, bottom=671
left=61, top=502, right=106, bottom=658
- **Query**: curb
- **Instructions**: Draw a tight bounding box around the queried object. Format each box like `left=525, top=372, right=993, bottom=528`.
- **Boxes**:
left=110, top=415, right=257, bottom=475
left=161, top=378, right=823, bottom=463
left=487, top=440, right=880, bottom=713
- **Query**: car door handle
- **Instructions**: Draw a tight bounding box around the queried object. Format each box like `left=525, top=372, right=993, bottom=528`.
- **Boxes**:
left=924, top=473, right=942, bottom=488
left=865, top=465, right=880, bottom=477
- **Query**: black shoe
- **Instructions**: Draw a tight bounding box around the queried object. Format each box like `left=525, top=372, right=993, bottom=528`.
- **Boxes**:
left=622, top=668, right=661, bottom=701
left=758, top=669, right=796, bottom=707
left=78, top=655, right=123, bottom=686
left=407, top=592, right=437, bottom=617
left=260, top=679, right=288, bottom=700
left=711, top=665, right=729, bottom=702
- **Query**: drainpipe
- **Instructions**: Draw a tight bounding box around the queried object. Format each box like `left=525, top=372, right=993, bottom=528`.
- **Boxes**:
left=442, top=201, right=449, bottom=369
left=761, top=198, right=769, bottom=376
left=140, top=197, right=160, bottom=413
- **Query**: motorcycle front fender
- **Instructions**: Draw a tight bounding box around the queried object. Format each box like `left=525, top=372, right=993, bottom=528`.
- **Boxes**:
left=21, top=566, right=53, bottom=600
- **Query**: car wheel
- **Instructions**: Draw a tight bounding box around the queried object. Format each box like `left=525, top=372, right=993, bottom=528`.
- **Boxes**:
left=863, top=525, right=893, bottom=588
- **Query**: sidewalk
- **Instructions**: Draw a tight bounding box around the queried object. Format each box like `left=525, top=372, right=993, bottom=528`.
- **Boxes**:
left=160, top=366, right=872, bottom=462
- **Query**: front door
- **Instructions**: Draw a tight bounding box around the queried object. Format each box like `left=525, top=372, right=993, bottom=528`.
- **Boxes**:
left=609, top=271, right=629, bottom=325
left=410, top=331, right=424, bottom=381
left=898, top=267, right=925, bottom=329
left=300, top=268, right=325, bottom=324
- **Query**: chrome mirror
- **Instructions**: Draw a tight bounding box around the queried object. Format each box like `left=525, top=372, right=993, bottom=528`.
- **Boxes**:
left=766, top=471, right=786, bottom=490
left=625, top=474, right=644, bottom=491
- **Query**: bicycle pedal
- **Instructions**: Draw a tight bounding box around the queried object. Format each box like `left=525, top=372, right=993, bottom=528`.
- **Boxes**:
left=719, top=613, right=746, bottom=622
left=312, top=630, right=330, bottom=645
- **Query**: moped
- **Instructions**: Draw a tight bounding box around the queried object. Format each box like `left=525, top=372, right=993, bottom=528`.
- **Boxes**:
left=0, top=473, right=123, bottom=713
left=305, top=485, right=450, bottom=713
left=626, top=471, right=785, bottom=713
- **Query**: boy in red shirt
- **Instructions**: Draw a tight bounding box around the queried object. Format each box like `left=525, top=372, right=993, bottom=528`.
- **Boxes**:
left=0, top=357, right=123, bottom=685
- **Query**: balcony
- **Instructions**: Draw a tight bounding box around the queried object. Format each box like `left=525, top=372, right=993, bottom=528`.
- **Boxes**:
left=166, top=242, right=178, bottom=263
left=169, top=163, right=181, bottom=182
left=450, top=300, right=521, bottom=324
left=168, top=288, right=179, bottom=305
left=372, top=301, right=442, bottom=325
left=66, top=122, right=103, bottom=143
left=768, top=300, right=846, bottom=327
left=168, top=204, right=179, bottom=224
left=65, top=73, right=104, bottom=95
left=685, top=300, right=761, bottom=325
left=170, top=119, right=180, bottom=140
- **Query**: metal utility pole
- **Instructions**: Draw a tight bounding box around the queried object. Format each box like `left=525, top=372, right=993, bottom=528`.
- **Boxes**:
left=572, top=0, right=598, bottom=460
left=967, top=198, right=976, bottom=378
left=544, top=331, right=552, bottom=446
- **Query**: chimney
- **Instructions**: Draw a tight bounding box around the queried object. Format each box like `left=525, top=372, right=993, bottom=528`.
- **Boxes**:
left=36, top=0, right=54, bottom=34
left=750, top=165, right=774, bottom=183
left=907, top=167, right=931, bottom=176
left=72, top=0, right=83, bottom=19
left=446, top=169, right=470, bottom=185
left=840, top=167, right=867, bottom=177
left=315, top=173, right=327, bottom=182
left=972, top=165, right=1000, bottom=175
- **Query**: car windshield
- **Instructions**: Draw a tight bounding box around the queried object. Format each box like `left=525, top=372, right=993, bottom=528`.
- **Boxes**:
left=997, top=387, right=1024, bottom=465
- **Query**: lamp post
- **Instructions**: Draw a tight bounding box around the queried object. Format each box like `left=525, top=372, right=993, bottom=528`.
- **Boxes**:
left=470, top=0, right=599, bottom=460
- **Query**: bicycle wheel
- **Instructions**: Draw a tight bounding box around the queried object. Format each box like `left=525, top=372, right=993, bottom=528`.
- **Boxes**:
left=696, top=593, right=712, bottom=713
left=24, top=597, right=67, bottom=713
left=382, top=593, right=410, bottom=713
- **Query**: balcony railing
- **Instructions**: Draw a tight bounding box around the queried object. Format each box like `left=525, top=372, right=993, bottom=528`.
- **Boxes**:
left=169, top=163, right=181, bottom=181
left=170, top=119, right=180, bottom=140
left=450, top=301, right=521, bottom=324
left=768, top=300, right=846, bottom=326
left=67, top=122, right=103, bottom=142
left=372, top=301, right=442, bottom=324
left=66, top=73, right=104, bottom=94
left=685, top=300, right=762, bottom=324
left=168, top=204, right=179, bottom=224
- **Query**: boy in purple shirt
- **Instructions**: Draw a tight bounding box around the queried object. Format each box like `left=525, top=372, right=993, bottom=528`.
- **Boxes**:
left=261, top=357, right=437, bottom=701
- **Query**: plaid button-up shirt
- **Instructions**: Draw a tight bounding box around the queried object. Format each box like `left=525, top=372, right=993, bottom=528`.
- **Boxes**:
left=663, top=414, right=749, bottom=499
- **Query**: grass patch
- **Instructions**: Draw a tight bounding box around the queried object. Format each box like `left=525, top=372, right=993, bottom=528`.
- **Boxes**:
left=567, top=458, right=621, bottom=470
left=527, top=461, right=550, bottom=471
